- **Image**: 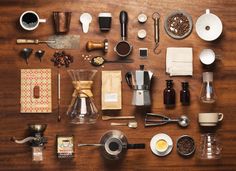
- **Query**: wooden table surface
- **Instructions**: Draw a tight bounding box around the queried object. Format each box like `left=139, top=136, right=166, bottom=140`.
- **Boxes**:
left=0, top=0, right=236, bottom=170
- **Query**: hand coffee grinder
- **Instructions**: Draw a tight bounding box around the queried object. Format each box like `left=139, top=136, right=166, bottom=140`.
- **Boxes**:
left=125, top=65, right=153, bottom=106
left=11, top=124, right=47, bottom=161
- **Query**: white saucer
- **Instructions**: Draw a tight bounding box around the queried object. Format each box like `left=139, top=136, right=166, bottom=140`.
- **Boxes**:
left=150, top=133, right=173, bottom=157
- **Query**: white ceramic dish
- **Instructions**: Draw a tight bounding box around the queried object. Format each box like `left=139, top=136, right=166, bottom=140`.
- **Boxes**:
left=150, top=133, right=173, bottom=157
left=196, top=9, right=223, bottom=41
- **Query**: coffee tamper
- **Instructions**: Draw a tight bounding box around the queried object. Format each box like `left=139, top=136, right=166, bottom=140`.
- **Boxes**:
left=86, top=39, right=108, bottom=53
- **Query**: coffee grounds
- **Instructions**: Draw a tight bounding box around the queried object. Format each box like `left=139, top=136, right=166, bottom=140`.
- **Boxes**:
left=167, top=13, right=190, bottom=37
left=177, top=136, right=195, bottom=156
left=116, top=41, right=130, bottom=56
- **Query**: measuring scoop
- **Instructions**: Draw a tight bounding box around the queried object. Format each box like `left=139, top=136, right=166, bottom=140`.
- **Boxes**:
left=80, top=13, right=92, bottom=33
left=91, top=56, right=133, bottom=66
left=111, top=120, right=138, bottom=129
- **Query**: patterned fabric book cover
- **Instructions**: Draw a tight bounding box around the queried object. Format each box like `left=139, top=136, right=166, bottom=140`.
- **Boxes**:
left=20, top=69, right=52, bottom=113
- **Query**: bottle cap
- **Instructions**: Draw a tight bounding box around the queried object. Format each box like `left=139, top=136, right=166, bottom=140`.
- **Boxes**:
left=140, top=65, right=145, bottom=70
left=166, top=80, right=173, bottom=86
left=203, top=72, right=213, bottom=82
left=138, top=13, right=147, bottom=23
left=138, top=29, right=147, bottom=39
left=182, top=82, right=189, bottom=89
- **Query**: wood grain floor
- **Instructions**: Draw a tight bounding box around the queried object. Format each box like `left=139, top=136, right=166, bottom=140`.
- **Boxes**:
left=0, top=0, right=236, bottom=170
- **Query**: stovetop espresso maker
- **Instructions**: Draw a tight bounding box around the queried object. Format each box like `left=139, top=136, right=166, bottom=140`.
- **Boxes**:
left=125, top=65, right=153, bottom=106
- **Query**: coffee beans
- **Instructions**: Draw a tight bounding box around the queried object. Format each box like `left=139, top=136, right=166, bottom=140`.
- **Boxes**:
left=51, top=51, right=73, bottom=68
left=177, top=135, right=195, bottom=157
left=167, top=12, right=191, bottom=37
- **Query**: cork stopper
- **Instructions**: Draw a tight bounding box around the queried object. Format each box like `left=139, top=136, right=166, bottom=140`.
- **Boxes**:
left=203, top=72, right=213, bottom=82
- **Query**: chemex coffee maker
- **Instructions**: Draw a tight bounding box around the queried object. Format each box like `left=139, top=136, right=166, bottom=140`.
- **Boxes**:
left=125, top=65, right=154, bottom=106
left=11, top=124, right=47, bottom=161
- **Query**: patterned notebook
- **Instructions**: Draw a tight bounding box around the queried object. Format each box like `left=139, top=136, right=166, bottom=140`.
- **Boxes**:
left=20, top=69, right=52, bottom=113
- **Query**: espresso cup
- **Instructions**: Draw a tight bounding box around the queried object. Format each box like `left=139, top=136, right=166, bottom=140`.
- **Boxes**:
left=199, top=49, right=216, bottom=66
left=198, top=113, right=223, bottom=126
left=155, top=139, right=168, bottom=153
left=20, top=11, right=46, bottom=31
left=98, top=13, right=112, bottom=31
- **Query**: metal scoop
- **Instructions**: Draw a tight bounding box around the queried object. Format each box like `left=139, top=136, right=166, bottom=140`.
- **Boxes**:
left=110, top=120, right=138, bottom=129
left=91, top=56, right=133, bottom=66
left=145, top=113, right=189, bottom=127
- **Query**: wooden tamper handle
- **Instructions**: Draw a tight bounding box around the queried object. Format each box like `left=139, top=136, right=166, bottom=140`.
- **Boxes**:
left=86, top=39, right=108, bottom=53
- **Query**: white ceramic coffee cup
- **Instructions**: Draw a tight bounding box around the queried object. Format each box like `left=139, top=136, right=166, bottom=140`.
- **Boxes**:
left=199, top=49, right=218, bottom=65
left=20, top=11, right=46, bottom=31
left=196, top=9, right=223, bottom=41
left=198, top=113, right=223, bottom=126
left=155, top=139, right=169, bottom=153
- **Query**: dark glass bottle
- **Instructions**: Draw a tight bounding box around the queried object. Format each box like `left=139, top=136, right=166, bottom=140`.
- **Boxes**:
left=163, top=80, right=175, bottom=107
left=180, top=82, right=190, bottom=105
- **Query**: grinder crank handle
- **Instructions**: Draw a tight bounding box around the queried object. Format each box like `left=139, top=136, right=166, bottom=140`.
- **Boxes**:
left=125, top=72, right=133, bottom=88
left=120, top=11, right=128, bottom=40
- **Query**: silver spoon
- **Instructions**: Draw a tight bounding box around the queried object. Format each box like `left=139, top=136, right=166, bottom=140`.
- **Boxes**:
left=110, top=120, right=138, bottom=129
left=145, top=115, right=189, bottom=127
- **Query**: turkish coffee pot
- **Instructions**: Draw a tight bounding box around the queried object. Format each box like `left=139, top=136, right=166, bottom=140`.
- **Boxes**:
left=125, top=65, right=153, bottom=106
left=11, top=124, right=47, bottom=161
left=78, top=130, right=145, bottom=160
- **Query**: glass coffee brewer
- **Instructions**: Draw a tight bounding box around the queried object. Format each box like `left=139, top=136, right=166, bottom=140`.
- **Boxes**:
left=67, top=69, right=98, bottom=124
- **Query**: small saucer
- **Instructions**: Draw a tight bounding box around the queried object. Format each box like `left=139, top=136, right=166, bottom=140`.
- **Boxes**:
left=150, top=133, right=173, bottom=157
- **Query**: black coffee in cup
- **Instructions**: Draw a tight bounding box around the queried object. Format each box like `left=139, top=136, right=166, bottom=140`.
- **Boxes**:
left=19, top=11, right=46, bottom=31
left=22, top=12, right=38, bottom=28
left=98, top=13, right=112, bottom=31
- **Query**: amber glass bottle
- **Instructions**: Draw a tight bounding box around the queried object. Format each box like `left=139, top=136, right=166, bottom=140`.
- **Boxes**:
left=180, top=82, right=190, bottom=105
left=163, top=80, right=175, bottom=107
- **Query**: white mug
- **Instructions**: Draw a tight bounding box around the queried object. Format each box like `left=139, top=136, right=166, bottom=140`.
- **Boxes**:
left=199, top=49, right=219, bottom=66
left=20, top=11, right=46, bottom=31
left=196, top=9, right=223, bottom=41
left=198, top=113, right=223, bottom=126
